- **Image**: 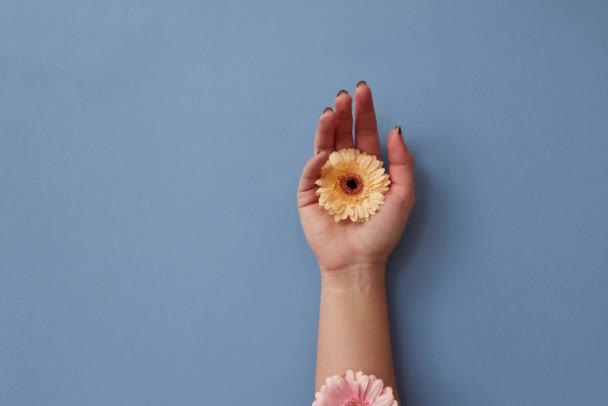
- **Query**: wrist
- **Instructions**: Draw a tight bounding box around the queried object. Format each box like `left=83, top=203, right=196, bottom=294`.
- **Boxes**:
left=320, top=261, right=387, bottom=291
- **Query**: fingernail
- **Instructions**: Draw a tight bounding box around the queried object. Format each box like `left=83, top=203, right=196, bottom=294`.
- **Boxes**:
left=356, top=80, right=367, bottom=87
left=323, top=107, right=333, bottom=113
left=394, top=125, right=404, bottom=142
left=336, top=89, right=349, bottom=97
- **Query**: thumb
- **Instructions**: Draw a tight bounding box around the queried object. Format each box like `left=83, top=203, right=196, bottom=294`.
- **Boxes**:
left=387, top=126, right=415, bottom=204
left=297, top=151, right=329, bottom=208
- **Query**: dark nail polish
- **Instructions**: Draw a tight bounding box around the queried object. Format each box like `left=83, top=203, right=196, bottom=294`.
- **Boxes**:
left=356, top=80, right=367, bottom=87
left=323, top=107, right=333, bottom=113
left=337, top=89, right=349, bottom=97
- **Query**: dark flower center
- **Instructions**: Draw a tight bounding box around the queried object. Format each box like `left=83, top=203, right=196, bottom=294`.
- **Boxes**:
left=339, top=173, right=364, bottom=196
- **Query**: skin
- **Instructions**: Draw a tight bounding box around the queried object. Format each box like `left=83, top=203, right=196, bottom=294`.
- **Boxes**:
left=297, top=83, right=416, bottom=398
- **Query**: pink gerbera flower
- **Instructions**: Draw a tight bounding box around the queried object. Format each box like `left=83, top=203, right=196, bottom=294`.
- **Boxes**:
left=313, top=370, right=398, bottom=406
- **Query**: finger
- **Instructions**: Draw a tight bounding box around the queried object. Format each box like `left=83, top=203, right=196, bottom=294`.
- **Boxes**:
left=313, top=108, right=337, bottom=154
left=297, top=151, right=329, bottom=208
left=354, top=81, right=381, bottom=157
left=387, top=126, right=415, bottom=205
left=334, top=90, right=353, bottom=150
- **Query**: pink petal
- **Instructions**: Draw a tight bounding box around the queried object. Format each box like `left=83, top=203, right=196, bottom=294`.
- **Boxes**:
left=364, top=378, right=385, bottom=400
left=345, top=370, right=360, bottom=396
left=336, top=377, right=355, bottom=398
left=356, top=372, right=370, bottom=397
left=372, top=389, right=395, bottom=406
left=323, top=376, right=354, bottom=404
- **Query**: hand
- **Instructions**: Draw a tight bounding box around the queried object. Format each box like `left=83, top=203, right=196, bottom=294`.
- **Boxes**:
left=297, top=82, right=415, bottom=275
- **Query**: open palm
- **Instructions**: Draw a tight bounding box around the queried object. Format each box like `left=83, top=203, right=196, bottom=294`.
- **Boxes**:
left=297, top=83, right=416, bottom=272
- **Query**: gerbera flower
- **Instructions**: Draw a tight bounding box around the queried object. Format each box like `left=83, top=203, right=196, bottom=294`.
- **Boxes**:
left=313, top=370, right=398, bottom=406
left=315, top=148, right=390, bottom=222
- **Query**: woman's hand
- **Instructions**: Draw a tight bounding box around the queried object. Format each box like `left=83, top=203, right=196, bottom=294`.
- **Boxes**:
left=297, top=82, right=415, bottom=275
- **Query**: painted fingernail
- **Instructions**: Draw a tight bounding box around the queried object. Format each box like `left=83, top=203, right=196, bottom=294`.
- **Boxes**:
left=323, top=107, right=333, bottom=113
left=356, top=80, right=367, bottom=87
left=337, top=89, right=349, bottom=97
left=394, top=125, right=404, bottom=142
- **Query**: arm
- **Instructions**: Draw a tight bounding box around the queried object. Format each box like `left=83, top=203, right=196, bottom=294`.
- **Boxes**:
left=298, top=82, right=415, bottom=399
left=317, top=265, right=396, bottom=391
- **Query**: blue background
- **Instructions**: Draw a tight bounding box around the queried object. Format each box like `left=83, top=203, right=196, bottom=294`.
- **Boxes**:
left=1, top=0, right=607, bottom=404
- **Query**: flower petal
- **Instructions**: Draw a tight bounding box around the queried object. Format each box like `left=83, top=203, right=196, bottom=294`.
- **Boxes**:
left=345, top=370, right=360, bottom=397
left=357, top=154, right=373, bottom=169
left=368, top=159, right=382, bottom=171
left=370, top=167, right=387, bottom=179
left=356, top=205, right=366, bottom=220
left=356, top=372, right=369, bottom=396
left=326, top=377, right=354, bottom=403
left=329, top=151, right=343, bottom=166
left=365, top=378, right=384, bottom=400
left=372, top=387, right=396, bottom=406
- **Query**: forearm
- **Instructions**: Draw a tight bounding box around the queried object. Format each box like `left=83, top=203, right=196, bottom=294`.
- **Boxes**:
left=315, top=263, right=397, bottom=395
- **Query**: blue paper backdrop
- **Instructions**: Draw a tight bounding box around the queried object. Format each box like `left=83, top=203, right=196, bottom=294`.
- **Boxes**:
left=1, top=1, right=607, bottom=404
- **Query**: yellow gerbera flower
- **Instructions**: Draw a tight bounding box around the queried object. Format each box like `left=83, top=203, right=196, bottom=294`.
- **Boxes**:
left=315, top=148, right=391, bottom=222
